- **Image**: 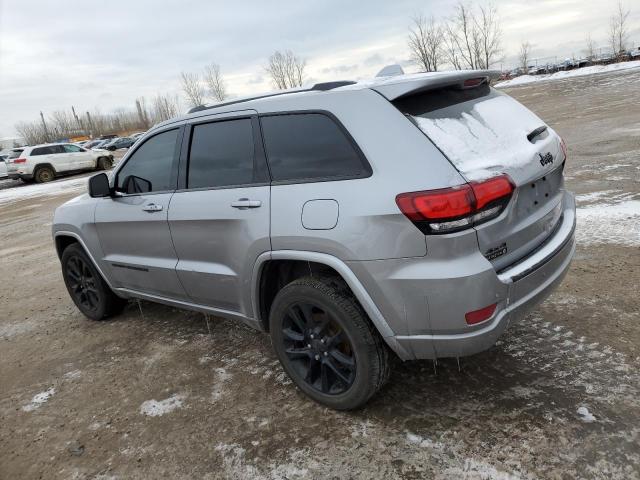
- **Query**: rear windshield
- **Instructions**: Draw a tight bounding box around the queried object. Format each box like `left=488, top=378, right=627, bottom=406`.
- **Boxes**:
left=394, top=85, right=546, bottom=179
left=8, top=149, right=23, bottom=159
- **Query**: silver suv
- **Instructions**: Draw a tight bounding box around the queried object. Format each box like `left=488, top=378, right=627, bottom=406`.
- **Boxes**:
left=53, top=71, right=576, bottom=409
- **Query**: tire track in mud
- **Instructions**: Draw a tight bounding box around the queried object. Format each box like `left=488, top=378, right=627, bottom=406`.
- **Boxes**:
left=178, top=306, right=640, bottom=479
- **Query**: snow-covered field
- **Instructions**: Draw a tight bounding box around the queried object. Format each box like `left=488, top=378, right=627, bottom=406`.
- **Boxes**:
left=495, top=60, right=640, bottom=88
left=0, top=175, right=89, bottom=205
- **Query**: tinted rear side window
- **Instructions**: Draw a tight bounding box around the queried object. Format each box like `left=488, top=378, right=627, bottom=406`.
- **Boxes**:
left=261, top=113, right=368, bottom=182
left=31, top=147, right=53, bottom=156
left=187, top=118, right=256, bottom=189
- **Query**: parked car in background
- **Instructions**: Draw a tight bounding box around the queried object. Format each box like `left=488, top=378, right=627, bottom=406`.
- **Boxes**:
left=130, top=132, right=146, bottom=140
left=630, top=47, right=640, bottom=59
left=91, top=139, right=112, bottom=150
left=0, top=153, right=8, bottom=179
left=53, top=70, right=576, bottom=409
left=6, top=143, right=114, bottom=183
left=104, top=137, right=135, bottom=151
left=83, top=140, right=102, bottom=150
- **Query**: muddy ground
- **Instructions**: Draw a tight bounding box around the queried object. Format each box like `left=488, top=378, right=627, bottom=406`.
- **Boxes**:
left=1, top=70, right=639, bottom=479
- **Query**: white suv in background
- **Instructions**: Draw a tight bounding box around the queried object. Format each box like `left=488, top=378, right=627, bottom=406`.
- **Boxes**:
left=6, top=143, right=114, bottom=183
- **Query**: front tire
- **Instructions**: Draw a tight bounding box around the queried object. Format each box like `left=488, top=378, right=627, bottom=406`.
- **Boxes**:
left=61, top=243, right=126, bottom=320
left=97, top=157, right=112, bottom=170
left=269, top=276, right=389, bottom=410
left=34, top=166, right=55, bottom=183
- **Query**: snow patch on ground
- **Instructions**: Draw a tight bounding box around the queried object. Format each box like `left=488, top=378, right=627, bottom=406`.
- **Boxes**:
left=0, top=320, right=37, bottom=339
left=0, top=176, right=88, bottom=205
left=22, top=387, right=55, bottom=412
left=63, top=370, right=82, bottom=380
left=495, top=61, right=640, bottom=88
left=576, top=200, right=640, bottom=246
left=139, top=394, right=185, bottom=417
left=211, top=368, right=232, bottom=402
left=577, top=406, right=597, bottom=422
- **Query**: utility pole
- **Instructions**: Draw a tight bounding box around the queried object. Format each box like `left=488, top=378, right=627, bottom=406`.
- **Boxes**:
left=86, top=111, right=94, bottom=138
left=71, top=106, right=85, bottom=136
left=40, top=111, right=50, bottom=142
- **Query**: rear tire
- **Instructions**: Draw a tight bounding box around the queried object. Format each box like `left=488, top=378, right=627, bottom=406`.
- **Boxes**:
left=61, top=243, right=126, bottom=320
left=97, top=157, right=112, bottom=170
left=34, top=166, right=55, bottom=183
left=269, top=276, right=390, bottom=410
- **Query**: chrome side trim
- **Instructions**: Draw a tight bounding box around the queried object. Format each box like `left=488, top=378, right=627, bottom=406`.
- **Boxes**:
left=251, top=250, right=395, bottom=338
left=115, top=287, right=262, bottom=331
left=498, top=193, right=576, bottom=284
left=53, top=230, right=116, bottom=290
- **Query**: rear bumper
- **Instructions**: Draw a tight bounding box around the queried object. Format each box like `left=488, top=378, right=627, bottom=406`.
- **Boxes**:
left=350, top=191, right=576, bottom=360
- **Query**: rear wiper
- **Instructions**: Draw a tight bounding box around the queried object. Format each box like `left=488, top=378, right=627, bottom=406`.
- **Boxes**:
left=527, top=125, right=548, bottom=142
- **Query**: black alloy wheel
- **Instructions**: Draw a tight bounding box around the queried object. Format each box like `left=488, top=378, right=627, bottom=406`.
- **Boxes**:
left=281, top=302, right=356, bottom=395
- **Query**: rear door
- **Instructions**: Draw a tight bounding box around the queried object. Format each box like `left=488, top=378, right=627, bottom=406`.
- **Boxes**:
left=168, top=113, right=271, bottom=315
left=48, top=145, right=73, bottom=172
left=94, top=127, right=187, bottom=299
left=394, top=82, right=566, bottom=269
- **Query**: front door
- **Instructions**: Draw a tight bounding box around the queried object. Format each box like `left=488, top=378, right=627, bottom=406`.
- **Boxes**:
left=62, top=144, right=94, bottom=170
left=94, top=127, right=187, bottom=300
left=168, top=115, right=271, bottom=316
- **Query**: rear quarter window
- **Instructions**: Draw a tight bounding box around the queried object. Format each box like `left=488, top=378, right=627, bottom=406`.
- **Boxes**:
left=260, top=113, right=370, bottom=182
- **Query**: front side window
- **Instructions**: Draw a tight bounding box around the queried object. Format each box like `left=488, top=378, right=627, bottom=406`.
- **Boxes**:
left=260, top=113, right=368, bottom=182
left=187, top=118, right=256, bottom=189
left=63, top=144, right=83, bottom=153
left=116, top=129, right=179, bottom=193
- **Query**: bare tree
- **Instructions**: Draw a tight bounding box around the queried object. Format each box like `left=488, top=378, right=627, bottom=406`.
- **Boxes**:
left=150, top=93, right=180, bottom=123
left=135, top=97, right=150, bottom=129
left=203, top=63, right=228, bottom=102
left=408, top=14, right=444, bottom=72
left=265, top=50, right=306, bottom=89
left=584, top=34, right=597, bottom=61
left=442, top=24, right=463, bottom=70
left=180, top=71, right=206, bottom=108
left=474, top=3, right=502, bottom=69
left=519, top=41, right=532, bottom=72
left=609, top=1, right=630, bottom=54
left=447, top=2, right=479, bottom=69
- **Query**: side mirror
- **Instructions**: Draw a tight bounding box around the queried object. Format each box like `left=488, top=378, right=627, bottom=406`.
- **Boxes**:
left=122, top=175, right=152, bottom=194
left=88, top=173, right=111, bottom=198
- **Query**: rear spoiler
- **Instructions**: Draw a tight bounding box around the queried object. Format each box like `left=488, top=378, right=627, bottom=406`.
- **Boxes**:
left=371, top=70, right=501, bottom=101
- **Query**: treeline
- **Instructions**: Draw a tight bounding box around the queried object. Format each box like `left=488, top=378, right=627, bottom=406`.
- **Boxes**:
left=14, top=0, right=634, bottom=145
left=15, top=93, right=180, bottom=145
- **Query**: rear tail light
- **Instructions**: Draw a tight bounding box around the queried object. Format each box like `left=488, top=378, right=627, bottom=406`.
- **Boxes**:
left=465, top=303, right=497, bottom=325
left=462, top=77, right=488, bottom=88
left=396, top=174, right=514, bottom=234
left=13, top=158, right=27, bottom=164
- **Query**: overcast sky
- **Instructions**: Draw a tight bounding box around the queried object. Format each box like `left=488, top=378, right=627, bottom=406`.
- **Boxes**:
left=1, top=0, right=639, bottom=138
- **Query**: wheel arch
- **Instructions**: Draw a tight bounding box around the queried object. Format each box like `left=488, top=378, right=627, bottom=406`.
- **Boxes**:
left=54, top=231, right=116, bottom=291
left=33, top=162, right=57, bottom=174
left=252, top=250, right=397, bottom=340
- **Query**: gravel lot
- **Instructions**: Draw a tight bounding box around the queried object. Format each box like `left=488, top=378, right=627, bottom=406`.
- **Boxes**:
left=1, top=70, right=639, bottom=479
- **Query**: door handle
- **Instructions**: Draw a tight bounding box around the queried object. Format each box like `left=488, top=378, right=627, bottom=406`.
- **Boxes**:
left=142, top=203, right=163, bottom=212
left=231, top=199, right=262, bottom=209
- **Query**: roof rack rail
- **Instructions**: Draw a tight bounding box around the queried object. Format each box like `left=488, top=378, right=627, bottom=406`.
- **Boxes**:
left=186, top=80, right=356, bottom=114
left=310, top=81, right=356, bottom=91
left=186, top=90, right=307, bottom=114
